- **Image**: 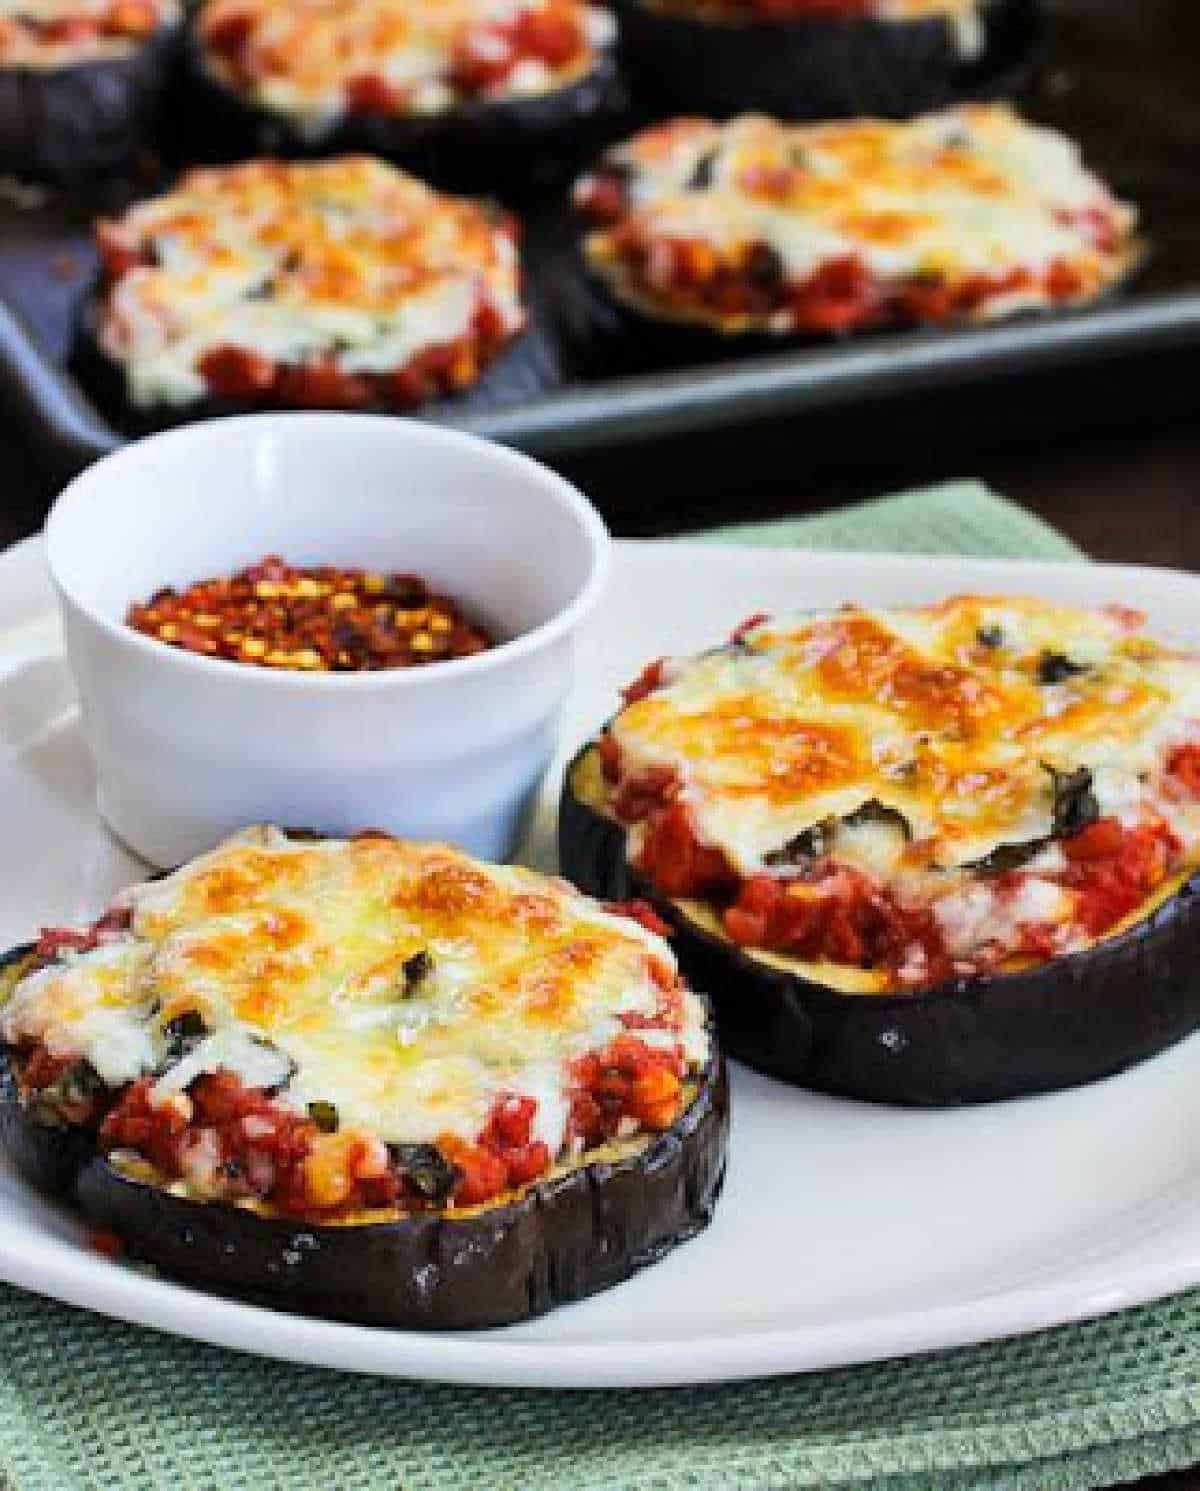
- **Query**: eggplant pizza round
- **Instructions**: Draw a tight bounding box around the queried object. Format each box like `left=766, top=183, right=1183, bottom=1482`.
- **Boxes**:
left=187, top=0, right=624, bottom=192
left=561, top=596, right=1200, bottom=1105
left=77, top=155, right=527, bottom=428
left=0, top=827, right=727, bottom=1327
left=572, top=105, right=1138, bottom=352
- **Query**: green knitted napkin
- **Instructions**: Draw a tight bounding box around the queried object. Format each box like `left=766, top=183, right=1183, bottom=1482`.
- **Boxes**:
left=7, top=478, right=1195, bottom=1491
left=686, top=478, right=1083, bottom=560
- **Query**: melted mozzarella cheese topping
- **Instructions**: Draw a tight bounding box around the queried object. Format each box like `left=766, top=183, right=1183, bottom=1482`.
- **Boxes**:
left=2, top=828, right=708, bottom=1158
left=0, top=0, right=178, bottom=64
left=198, top=0, right=614, bottom=126
left=610, top=597, right=1200, bottom=965
left=581, top=106, right=1136, bottom=328
left=95, top=156, right=526, bottom=407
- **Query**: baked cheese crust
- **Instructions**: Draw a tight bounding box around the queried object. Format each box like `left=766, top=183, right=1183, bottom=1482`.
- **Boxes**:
left=197, top=0, right=616, bottom=129
left=93, top=156, right=526, bottom=410
left=2, top=827, right=709, bottom=1157
left=0, top=0, right=177, bottom=66
left=575, top=106, right=1137, bottom=335
left=601, top=597, right=1200, bottom=990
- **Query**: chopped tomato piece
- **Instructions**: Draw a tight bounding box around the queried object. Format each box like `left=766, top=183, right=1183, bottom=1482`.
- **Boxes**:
left=1168, top=743, right=1200, bottom=798
left=273, top=358, right=373, bottom=410
left=576, top=172, right=627, bottom=224
left=792, top=256, right=880, bottom=333
left=201, top=8, right=253, bottom=57
left=629, top=1064, right=681, bottom=1131
left=18, top=1046, right=77, bottom=1092
left=34, top=905, right=130, bottom=961
left=515, top=8, right=583, bottom=66
left=101, top=1076, right=195, bottom=1175
left=723, top=868, right=948, bottom=982
left=105, top=0, right=158, bottom=35
left=613, top=765, right=678, bottom=824
left=201, top=9, right=257, bottom=79
left=344, top=72, right=401, bottom=114
left=1062, top=817, right=1126, bottom=863
left=440, top=1135, right=509, bottom=1206
left=450, top=26, right=515, bottom=92
left=387, top=365, right=437, bottom=407
left=621, top=657, right=667, bottom=705
left=483, top=1095, right=536, bottom=1150
left=35, top=925, right=96, bottom=959
left=730, top=612, right=770, bottom=645
left=1061, top=819, right=1178, bottom=937
left=636, top=802, right=733, bottom=898
left=899, top=277, right=956, bottom=322
left=568, top=1033, right=686, bottom=1146
left=95, top=221, right=146, bottom=280
left=598, top=730, right=621, bottom=783
left=198, top=345, right=276, bottom=400
left=43, top=16, right=97, bottom=44
left=1017, top=922, right=1060, bottom=961
left=1044, top=259, right=1085, bottom=299
left=604, top=899, right=672, bottom=939
left=472, top=301, right=511, bottom=345
left=504, top=1142, right=552, bottom=1186
left=902, top=267, right=1032, bottom=322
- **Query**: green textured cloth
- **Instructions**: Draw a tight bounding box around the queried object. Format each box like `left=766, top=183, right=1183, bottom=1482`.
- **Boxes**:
left=6, top=478, right=1192, bottom=1491
left=688, top=478, right=1083, bottom=561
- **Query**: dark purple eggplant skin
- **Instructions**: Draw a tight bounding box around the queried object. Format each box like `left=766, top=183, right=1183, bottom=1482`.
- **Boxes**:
left=560, top=742, right=1200, bottom=1107
left=177, top=32, right=628, bottom=200
left=0, top=936, right=728, bottom=1329
left=0, top=24, right=180, bottom=183
left=610, top=0, right=1037, bottom=121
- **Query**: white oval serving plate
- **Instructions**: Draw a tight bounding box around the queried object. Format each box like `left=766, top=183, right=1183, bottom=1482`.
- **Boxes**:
left=3, top=534, right=1200, bottom=1390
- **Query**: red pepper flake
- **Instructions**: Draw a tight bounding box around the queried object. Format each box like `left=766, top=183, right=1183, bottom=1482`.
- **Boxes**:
left=126, top=555, right=495, bottom=672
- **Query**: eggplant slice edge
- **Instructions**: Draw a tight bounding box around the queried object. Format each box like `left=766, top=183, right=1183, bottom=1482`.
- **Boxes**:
left=0, top=940, right=730, bottom=1328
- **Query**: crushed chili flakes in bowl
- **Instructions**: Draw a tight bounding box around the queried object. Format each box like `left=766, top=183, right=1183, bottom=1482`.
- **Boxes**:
left=126, top=554, right=495, bottom=671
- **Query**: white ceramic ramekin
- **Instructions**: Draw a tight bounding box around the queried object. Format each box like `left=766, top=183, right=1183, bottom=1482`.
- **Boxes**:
left=44, top=413, right=609, bottom=867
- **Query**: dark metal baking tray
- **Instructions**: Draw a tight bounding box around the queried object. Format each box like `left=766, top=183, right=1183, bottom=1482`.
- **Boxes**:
left=0, top=0, right=1195, bottom=484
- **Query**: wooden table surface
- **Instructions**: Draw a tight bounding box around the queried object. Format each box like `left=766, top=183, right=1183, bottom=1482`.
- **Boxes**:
left=2, top=392, right=1200, bottom=1491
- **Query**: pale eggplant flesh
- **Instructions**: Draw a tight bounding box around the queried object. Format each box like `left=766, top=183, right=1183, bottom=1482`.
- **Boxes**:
left=560, top=742, right=1200, bottom=1107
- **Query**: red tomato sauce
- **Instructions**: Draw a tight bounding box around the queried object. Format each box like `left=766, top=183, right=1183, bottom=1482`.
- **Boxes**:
left=600, top=724, right=1188, bottom=987
left=20, top=1036, right=691, bottom=1221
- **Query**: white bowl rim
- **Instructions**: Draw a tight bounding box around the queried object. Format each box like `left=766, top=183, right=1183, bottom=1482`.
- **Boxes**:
left=44, top=413, right=611, bottom=693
